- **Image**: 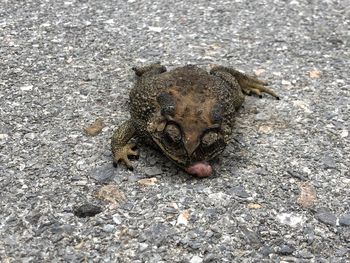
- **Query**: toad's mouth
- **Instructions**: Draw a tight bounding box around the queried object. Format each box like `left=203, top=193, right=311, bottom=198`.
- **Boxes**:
left=185, top=162, right=212, bottom=177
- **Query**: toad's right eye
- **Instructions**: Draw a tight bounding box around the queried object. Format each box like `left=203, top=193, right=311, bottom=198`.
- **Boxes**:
left=201, top=131, right=219, bottom=148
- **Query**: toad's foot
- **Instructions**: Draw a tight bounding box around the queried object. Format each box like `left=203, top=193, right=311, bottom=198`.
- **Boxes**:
left=111, top=119, right=137, bottom=170
left=113, top=143, right=139, bottom=170
left=210, top=66, right=279, bottom=99
left=239, top=75, right=280, bottom=99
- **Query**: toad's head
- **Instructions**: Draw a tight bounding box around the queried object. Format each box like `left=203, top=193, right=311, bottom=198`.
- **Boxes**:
left=147, top=87, right=226, bottom=177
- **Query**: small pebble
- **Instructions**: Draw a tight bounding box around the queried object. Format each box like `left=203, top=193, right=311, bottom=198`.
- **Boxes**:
left=139, top=243, right=149, bottom=252
left=278, top=244, right=295, bottom=255
left=335, top=247, right=348, bottom=257
left=103, top=224, right=115, bottom=233
left=112, top=214, right=122, bottom=225
left=321, top=156, right=337, bottom=169
left=232, top=185, right=250, bottom=198
left=73, top=203, right=102, bottom=218
left=89, top=164, right=115, bottom=183
left=260, top=246, right=274, bottom=257
left=190, top=255, right=203, bottom=263
left=339, top=213, right=350, bottom=226
left=144, top=166, right=163, bottom=176
left=315, top=210, right=337, bottom=226
left=203, top=254, right=218, bottom=263
left=298, top=250, right=314, bottom=259
left=255, top=112, right=270, bottom=121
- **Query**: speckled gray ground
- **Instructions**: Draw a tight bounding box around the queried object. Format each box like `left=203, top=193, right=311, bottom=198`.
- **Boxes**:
left=1, top=0, right=349, bottom=262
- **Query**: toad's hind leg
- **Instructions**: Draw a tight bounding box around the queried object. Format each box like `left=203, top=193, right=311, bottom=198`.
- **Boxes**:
left=210, top=66, right=280, bottom=100
left=132, top=62, right=167, bottom=77
left=210, top=70, right=245, bottom=110
left=111, top=120, right=139, bottom=170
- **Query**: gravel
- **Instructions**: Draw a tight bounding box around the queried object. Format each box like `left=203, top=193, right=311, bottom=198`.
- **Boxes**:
left=1, top=0, right=349, bottom=262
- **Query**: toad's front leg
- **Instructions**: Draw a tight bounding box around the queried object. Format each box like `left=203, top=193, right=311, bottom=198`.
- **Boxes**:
left=111, top=120, right=139, bottom=170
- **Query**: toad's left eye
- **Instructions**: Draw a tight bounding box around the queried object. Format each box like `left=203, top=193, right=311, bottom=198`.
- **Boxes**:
left=201, top=131, right=219, bottom=147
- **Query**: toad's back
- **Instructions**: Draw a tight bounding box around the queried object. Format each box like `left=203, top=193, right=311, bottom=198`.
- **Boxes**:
left=129, top=65, right=244, bottom=136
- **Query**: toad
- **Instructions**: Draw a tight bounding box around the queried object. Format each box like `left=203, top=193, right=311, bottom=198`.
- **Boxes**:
left=111, top=63, right=279, bottom=177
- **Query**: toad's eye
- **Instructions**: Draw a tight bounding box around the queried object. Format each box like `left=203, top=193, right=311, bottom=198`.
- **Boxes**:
left=164, top=123, right=182, bottom=144
left=194, top=129, right=225, bottom=160
left=201, top=131, right=219, bottom=147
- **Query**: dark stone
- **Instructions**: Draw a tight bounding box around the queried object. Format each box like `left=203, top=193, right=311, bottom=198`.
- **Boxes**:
left=79, top=89, right=89, bottom=95
left=298, top=251, right=314, bottom=259
left=231, top=185, right=250, bottom=198
left=89, top=164, right=115, bottom=183
left=339, top=213, right=350, bottom=226
left=144, top=166, right=163, bottom=176
left=240, top=226, right=261, bottom=246
left=335, top=247, right=348, bottom=257
left=315, top=210, right=337, bottom=226
left=278, top=244, right=295, bottom=255
left=142, top=223, right=173, bottom=246
left=120, top=202, right=134, bottom=211
left=163, top=207, right=178, bottom=214
left=321, top=155, right=336, bottom=169
left=63, top=252, right=85, bottom=262
left=339, top=228, right=350, bottom=242
left=27, top=213, right=41, bottom=225
left=260, top=246, right=274, bottom=257
left=188, top=241, right=202, bottom=250
left=255, top=168, right=268, bottom=176
left=205, top=208, right=219, bottom=220
left=51, top=223, right=74, bottom=234
left=73, top=203, right=102, bottom=218
left=287, top=170, right=307, bottom=181
left=218, top=243, right=230, bottom=252
left=303, top=226, right=315, bottom=245
left=203, top=254, right=218, bottom=263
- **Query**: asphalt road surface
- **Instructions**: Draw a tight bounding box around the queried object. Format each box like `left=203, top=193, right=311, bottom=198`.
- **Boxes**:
left=0, top=0, right=349, bottom=262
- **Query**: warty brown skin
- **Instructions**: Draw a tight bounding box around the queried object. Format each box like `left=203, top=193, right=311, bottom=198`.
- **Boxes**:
left=111, top=63, right=279, bottom=176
